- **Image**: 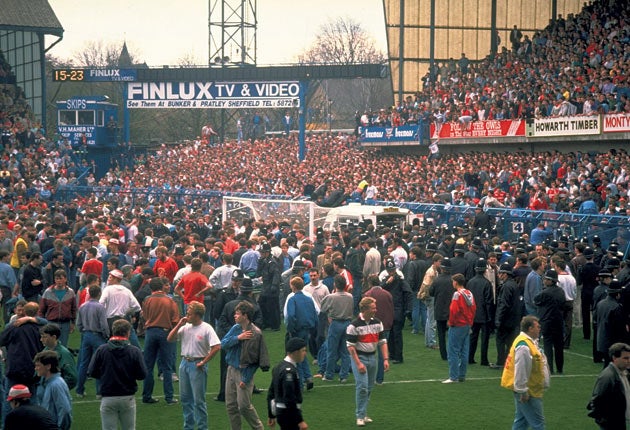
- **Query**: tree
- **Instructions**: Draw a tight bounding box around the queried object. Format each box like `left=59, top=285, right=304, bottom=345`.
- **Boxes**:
left=72, top=40, right=138, bottom=68
left=299, top=17, right=385, bottom=65
left=298, top=17, right=392, bottom=128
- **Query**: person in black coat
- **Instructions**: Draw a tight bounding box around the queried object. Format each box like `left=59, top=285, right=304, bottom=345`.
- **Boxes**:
left=5, top=384, right=57, bottom=430
left=588, top=342, right=630, bottom=430
left=579, top=247, right=601, bottom=341
left=596, top=282, right=629, bottom=368
left=534, top=269, right=566, bottom=374
left=267, top=338, right=308, bottom=430
left=380, top=259, right=413, bottom=363
left=493, top=262, right=522, bottom=367
left=429, top=258, right=454, bottom=361
left=257, top=242, right=281, bottom=330
left=451, top=245, right=473, bottom=281
left=467, top=258, right=494, bottom=365
left=592, top=269, right=613, bottom=364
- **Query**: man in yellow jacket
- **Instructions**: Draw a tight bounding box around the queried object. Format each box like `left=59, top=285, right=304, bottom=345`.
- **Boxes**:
left=501, top=315, right=550, bottom=430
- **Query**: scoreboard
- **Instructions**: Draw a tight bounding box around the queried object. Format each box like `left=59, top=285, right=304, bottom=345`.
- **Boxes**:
left=52, top=68, right=137, bottom=82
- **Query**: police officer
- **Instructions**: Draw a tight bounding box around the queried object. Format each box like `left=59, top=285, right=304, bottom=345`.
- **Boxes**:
left=595, top=280, right=628, bottom=368
left=257, top=242, right=281, bottom=330
left=534, top=269, right=566, bottom=374
left=267, top=338, right=309, bottom=430
left=467, top=258, right=494, bottom=365
left=493, top=262, right=522, bottom=368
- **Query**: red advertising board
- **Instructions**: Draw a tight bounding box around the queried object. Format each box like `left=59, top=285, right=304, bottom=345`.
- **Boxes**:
left=430, top=120, right=525, bottom=139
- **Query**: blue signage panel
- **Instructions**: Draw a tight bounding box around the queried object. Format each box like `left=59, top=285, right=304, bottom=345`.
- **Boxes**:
left=360, top=125, right=421, bottom=144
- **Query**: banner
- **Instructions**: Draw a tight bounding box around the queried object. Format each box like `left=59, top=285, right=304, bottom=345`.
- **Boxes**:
left=603, top=113, right=630, bottom=133
left=430, top=120, right=524, bottom=139
left=530, top=115, right=600, bottom=137
left=58, top=125, right=96, bottom=146
left=126, top=81, right=301, bottom=109
left=360, top=125, right=420, bottom=144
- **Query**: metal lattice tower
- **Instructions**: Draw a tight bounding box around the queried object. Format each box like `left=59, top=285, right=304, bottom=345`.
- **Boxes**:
left=208, top=0, right=257, bottom=67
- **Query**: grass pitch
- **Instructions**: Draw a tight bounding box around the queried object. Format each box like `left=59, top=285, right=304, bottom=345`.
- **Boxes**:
left=70, top=326, right=601, bottom=429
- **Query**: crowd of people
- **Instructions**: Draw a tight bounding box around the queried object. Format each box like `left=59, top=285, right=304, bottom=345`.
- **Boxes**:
left=0, top=206, right=629, bottom=428
left=359, top=0, right=628, bottom=130
left=0, top=0, right=626, bottom=427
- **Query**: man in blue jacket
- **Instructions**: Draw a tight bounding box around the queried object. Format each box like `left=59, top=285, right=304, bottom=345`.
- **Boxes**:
left=285, top=276, right=318, bottom=391
left=221, top=300, right=269, bottom=430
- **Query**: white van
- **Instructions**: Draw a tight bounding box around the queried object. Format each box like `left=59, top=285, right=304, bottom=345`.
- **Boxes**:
left=320, top=203, right=414, bottom=231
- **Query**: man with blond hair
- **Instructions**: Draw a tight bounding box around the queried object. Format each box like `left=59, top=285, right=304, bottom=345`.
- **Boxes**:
left=168, top=301, right=221, bottom=430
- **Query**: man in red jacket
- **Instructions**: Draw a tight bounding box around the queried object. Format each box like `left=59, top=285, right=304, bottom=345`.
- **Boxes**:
left=443, top=273, right=476, bottom=384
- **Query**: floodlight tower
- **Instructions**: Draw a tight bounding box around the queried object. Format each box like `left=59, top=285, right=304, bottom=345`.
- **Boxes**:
left=208, top=0, right=257, bottom=67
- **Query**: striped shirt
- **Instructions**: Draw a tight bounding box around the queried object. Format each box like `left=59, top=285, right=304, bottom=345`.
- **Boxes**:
left=346, top=314, right=386, bottom=354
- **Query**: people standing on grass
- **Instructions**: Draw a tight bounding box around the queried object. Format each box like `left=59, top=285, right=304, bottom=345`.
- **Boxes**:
left=88, top=319, right=147, bottom=430
left=167, top=301, right=221, bottom=430
left=494, top=262, right=522, bottom=368
left=364, top=274, right=393, bottom=385
left=534, top=269, right=566, bottom=375
left=5, top=384, right=57, bottom=430
left=75, top=283, right=109, bottom=399
left=467, top=258, right=493, bottom=366
left=501, top=315, right=550, bottom=430
left=319, top=275, right=354, bottom=383
left=221, top=300, right=269, bottom=430
left=34, top=350, right=73, bottom=430
left=346, top=296, right=389, bottom=427
left=267, top=337, right=309, bottom=430
left=442, top=274, right=475, bottom=384
left=284, top=276, right=318, bottom=391
left=39, top=323, right=77, bottom=391
left=588, top=342, right=630, bottom=429
left=141, top=277, right=180, bottom=405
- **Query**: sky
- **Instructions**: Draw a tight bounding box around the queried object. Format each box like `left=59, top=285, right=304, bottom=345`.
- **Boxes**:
left=46, top=0, right=388, bottom=67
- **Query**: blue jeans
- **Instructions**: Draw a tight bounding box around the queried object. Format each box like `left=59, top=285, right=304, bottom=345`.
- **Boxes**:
left=180, top=359, right=208, bottom=430
left=447, top=325, right=470, bottom=380
left=350, top=352, right=377, bottom=420
left=289, top=329, right=313, bottom=386
left=512, top=392, right=545, bottom=430
left=424, top=298, right=436, bottom=347
left=412, top=297, right=427, bottom=334
left=352, top=280, right=362, bottom=314
left=143, top=327, right=174, bottom=402
left=76, top=331, right=107, bottom=395
left=325, top=320, right=351, bottom=380
left=51, top=320, right=71, bottom=347
left=376, top=330, right=389, bottom=383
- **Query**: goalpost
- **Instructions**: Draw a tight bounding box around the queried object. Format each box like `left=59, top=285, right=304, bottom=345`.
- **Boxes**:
left=221, top=196, right=332, bottom=236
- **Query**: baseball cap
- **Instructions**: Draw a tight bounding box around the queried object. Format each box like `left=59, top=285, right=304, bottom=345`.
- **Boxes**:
left=7, top=384, right=31, bottom=401
left=109, top=269, right=123, bottom=279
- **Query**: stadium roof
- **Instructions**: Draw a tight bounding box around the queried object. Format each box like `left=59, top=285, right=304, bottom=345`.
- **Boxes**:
left=0, top=0, right=63, bottom=37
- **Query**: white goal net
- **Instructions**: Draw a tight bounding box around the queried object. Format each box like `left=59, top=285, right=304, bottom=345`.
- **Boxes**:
left=221, top=196, right=332, bottom=236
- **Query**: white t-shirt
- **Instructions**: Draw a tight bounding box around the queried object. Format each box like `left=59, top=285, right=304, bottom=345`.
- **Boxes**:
left=177, top=321, right=221, bottom=358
